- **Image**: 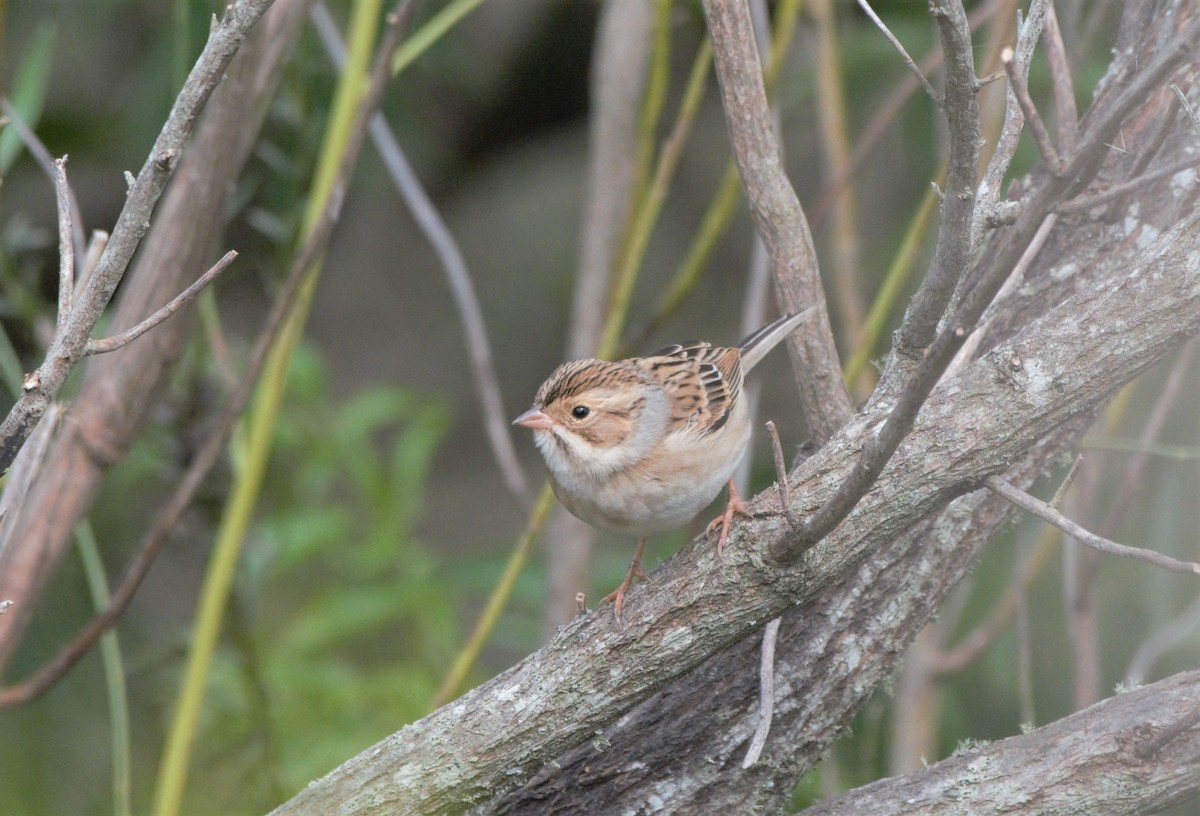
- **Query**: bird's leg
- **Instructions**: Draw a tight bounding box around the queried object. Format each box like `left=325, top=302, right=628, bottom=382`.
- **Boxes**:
left=602, top=536, right=648, bottom=624
left=707, top=478, right=753, bottom=553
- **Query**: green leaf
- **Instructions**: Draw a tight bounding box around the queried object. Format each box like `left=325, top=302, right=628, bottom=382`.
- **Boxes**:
left=0, top=23, right=57, bottom=174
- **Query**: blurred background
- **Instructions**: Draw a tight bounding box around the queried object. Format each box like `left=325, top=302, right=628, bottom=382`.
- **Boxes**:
left=0, top=1, right=1197, bottom=813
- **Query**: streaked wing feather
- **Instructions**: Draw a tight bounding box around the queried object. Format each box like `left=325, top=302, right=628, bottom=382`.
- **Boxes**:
left=639, top=342, right=742, bottom=433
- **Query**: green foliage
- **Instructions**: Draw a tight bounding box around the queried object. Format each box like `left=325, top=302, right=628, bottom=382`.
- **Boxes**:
left=0, top=22, right=56, bottom=174
left=193, top=345, right=458, bottom=809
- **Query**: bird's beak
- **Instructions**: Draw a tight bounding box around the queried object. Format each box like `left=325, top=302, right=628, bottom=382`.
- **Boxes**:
left=513, top=405, right=553, bottom=430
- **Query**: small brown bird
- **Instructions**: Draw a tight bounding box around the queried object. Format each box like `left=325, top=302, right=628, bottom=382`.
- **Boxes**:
left=513, top=310, right=810, bottom=621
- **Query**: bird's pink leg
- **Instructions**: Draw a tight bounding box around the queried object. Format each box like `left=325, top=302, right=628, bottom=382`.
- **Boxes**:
left=602, top=537, right=649, bottom=624
left=707, top=478, right=752, bottom=553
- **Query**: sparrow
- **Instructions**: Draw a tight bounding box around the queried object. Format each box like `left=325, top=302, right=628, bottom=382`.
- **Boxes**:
left=513, top=310, right=811, bottom=622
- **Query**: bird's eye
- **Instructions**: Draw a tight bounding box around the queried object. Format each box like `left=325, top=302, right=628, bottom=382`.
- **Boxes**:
left=571, top=405, right=590, bottom=419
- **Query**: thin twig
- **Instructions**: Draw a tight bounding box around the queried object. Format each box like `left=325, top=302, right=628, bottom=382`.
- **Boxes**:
left=766, top=420, right=790, bottom=510
left=894, top=0, right=980, bottom=357
left=1173, top=84, right=1200, bottom=135
left=1002, top=47, right=1065, bottom=174
left=1135, top=706, right=1200, bottom=759
left=774, top=16, right=1200, bottom=559
left=1042, top=2, right=1079, bottom=156
left=977, top=0, right=1050, bottom=232
left=84, top=250, right=238, bottom=355
left=309, top=2, right=529, bottom=504
left=1050, top=454, right=1084, bottom=508
left=1059, top=155, right=1200, bottom=213
left=79, top=230, right=109, bottom=301
left=985, top=477, right=1200, bottom=575
left=702, top=0, right=854, bottom=443
left=946, top=213, right=1057, bottom=379
left=856, top=0, right=940, bottom=106
left=742, top=617, right=780, bottom=768
left=52, top=158, right=74, bottom=329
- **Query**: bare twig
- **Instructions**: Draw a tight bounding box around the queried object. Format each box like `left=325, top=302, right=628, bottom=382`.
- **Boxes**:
left=774, top=17, right=1200, bottom=559
left=52, top=158, right=75, bottom=328
left=977, top=0, right=1050, bottom=231
left=946, top=214, right=1057, bottom=378
left=1042, top=2, right=1079, bottom=156
left=985, top=476, right=1200, bottom=575
left=309, top=2, right=529, bottom=503
left=765, top=420, right=791, bottom=512
left=0, top=0, right=273, bottom=476
left=742, top=617, right=780, bottom=768
left=1173, top=83, right=1200, bottom=135
left=1059, top=154, right=1200, bottom=212
left=701, top=0, right=854, bottom=442
left=1135, top=705, right=1200, bottom=759
left=856, top=0, right=940, bottom=106
left=894, top=0, right=980, bottom=358
left=84, top=250, right=238, bottom=355
left=1002, top=46, right=1066, bottom=174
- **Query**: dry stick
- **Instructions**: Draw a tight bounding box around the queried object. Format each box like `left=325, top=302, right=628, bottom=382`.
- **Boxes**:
left=308, top=2, right=529, bottom=504
left=985, top=477, right=1200, bottom=576
left=1, top=100, right=86, bottom=273
left=742, top=617, right=780, bottom=768
left=977, top=0, right=1049, bottom=227
left=0, top=0, right=416, bottom=710
left=1174, top=83, right=1200, bottom=134
left=935, top=456, right=1081, bottom=676
left=0, top=0, right=273, bottom=476
left=856, top=0, right=940, bottom=106
left=84, top=250, right=238, bottom=355
left=701, top=0, right=854, bottom=444
left=1135, top=704, right=1200, bottom=759
left=52, top=158, right=74, bottom=328
left=1001, top=47, right=1065, bottom=174
left=894, top=0, right=980, bottom=357
left=742, top=419, right=793, bottom=768
left=1042, top=2, right=1079, bottom=156
left=1058, top=155, right=1200, bottom=212
left=776, top=17, right=1200, bottom=558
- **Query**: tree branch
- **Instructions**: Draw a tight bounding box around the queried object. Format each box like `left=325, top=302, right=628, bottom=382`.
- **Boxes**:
left=0, top=0, right=274, bottom=475
left=802, top=670, right=1200, bottom=816
left=893, top=0, right=980, bottom=357
left=269, top=192, right=1200, bottom=816
left=83, top=250, right=238, bottom=355
left=700, top=0, right=853, bottom=443
left=0, top=0, right=309, bottom=673
left=986, top=476, right=1200, bottom=574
